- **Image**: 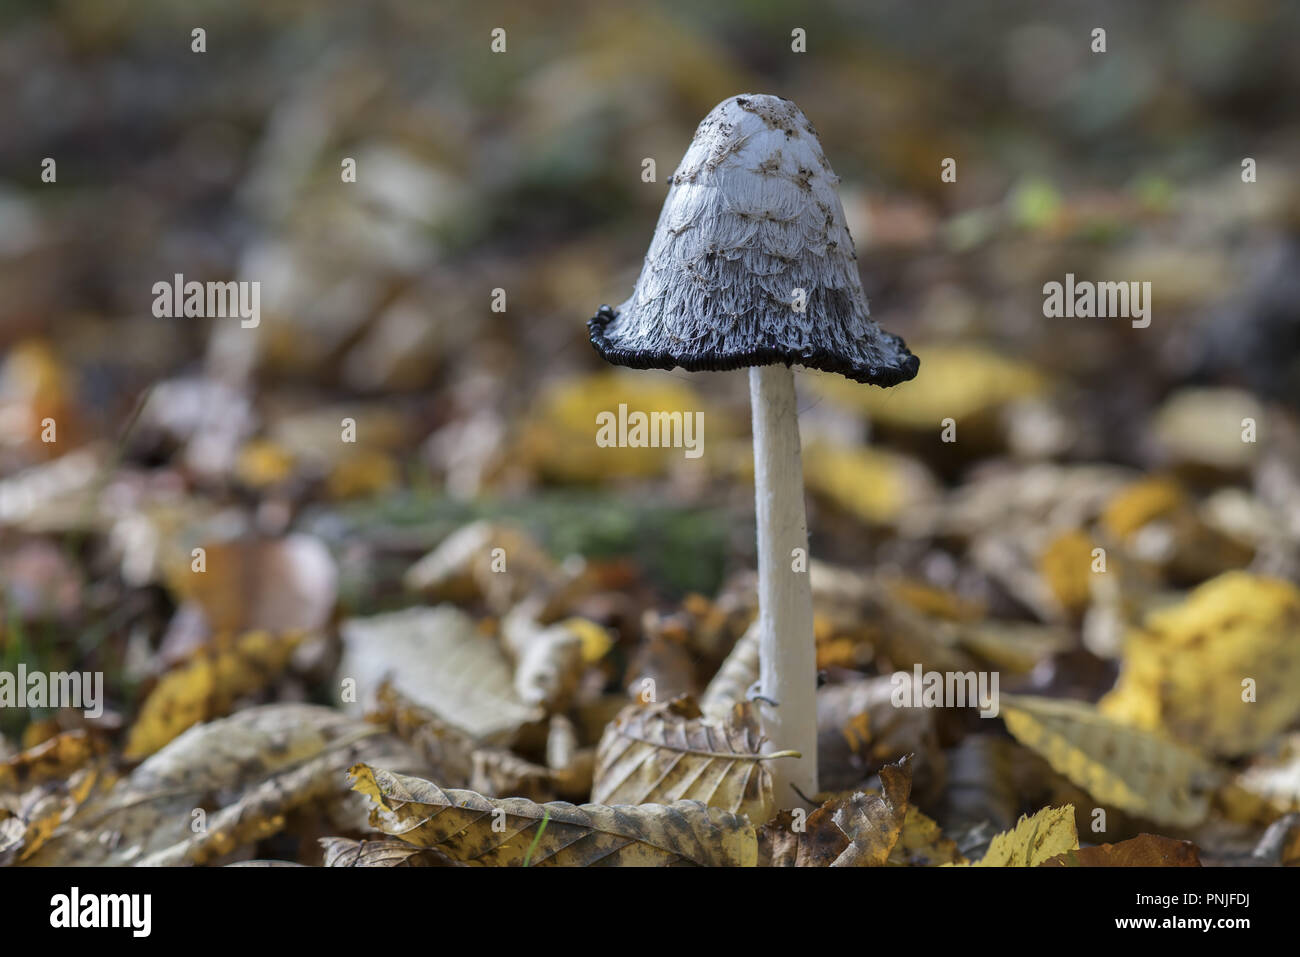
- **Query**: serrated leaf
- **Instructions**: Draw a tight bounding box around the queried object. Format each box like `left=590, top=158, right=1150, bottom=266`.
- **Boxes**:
left=1001, top=694, right=1219, bottom=828
left=593, top=698, right=793, bottom=824
left=350, top=763, right=756, bottom=867
left=959, top=804, right=1078, bottom=867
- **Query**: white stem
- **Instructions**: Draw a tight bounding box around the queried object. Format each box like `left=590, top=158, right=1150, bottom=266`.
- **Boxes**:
left=749, top=364, right=817, bottom=809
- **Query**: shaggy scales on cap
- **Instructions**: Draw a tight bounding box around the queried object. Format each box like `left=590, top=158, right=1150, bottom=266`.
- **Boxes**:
left=589, top=93, right=919, bottom=387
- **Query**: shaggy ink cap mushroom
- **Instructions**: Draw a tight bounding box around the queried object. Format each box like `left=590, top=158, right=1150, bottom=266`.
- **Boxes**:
left=589, top=93, right=919, bottom=387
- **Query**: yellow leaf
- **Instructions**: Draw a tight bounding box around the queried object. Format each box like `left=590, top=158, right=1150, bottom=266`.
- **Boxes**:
left=802, top=442, right=937, bottom=524
left=1100, top=475, right=1187, bottom=540
left=1038, top=529, right=1096, bottom=616
left=325, top=448, right=399, bottom=500
left=0, top=729, right=105, bottom=793
left=234, top=439, right=297, bottom=488
left=1001, top=694, right=1218, bottom=828
left=125, top=630, right=306, bottom=759
left=811, top=344, right=1044, bottom=429
left=519, top=372, right=724, bottom=482
left=963, top=804, right=1077, bottom=867
left=563, top=617, right=614, bottom=664
left=1101, top=572, right=1300, bottom=756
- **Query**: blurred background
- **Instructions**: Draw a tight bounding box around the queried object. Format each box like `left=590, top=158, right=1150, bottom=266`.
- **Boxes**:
left=1, top=0, right=1299, bottom=810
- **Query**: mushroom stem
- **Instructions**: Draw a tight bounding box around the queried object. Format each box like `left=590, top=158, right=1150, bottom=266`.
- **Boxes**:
left=749, top=363, right=818, bottom=809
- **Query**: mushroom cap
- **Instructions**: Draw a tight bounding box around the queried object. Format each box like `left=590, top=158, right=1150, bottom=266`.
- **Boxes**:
left=589, top=94, right=918, bottom=387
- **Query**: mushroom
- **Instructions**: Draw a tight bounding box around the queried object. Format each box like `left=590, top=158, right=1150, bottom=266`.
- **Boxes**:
left=588, top=94, right=918, bottom=809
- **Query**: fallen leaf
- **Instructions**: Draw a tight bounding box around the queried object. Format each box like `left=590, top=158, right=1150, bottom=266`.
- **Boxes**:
left=1041, top=833, right=1201, bottom=867
left=759, top=801, right=849, bottom=867
left=959, top=804, right=1078, bottom=867
left=0, top=729, right=106, bottom=793
left=702, top=624, right=759, bottom=722
left=887, top=806, right=966, bottom=867
left=339, top=605, right=542, bottom=743
left=802, top=442, right=938, bottom=525
left=320, top=836, right=453, bottom=867
left=1001, top=694, right=1219, bottom=828
left=519, top=372, right=724, bottom=482
left=593, top=698, right=794, bottom=824
left=124, top=630, right=307, bottom=759
left=403, top=520, right=562, bottom=613
left=24, top=704, right=427, bottom=866
left=1101, top=572, right=1300, bottom=757
left=500, top=597, right=586, bottom=710
left=350, top=763, right=757, bottom=866
left=812, top=344, right=1044, bottom=430
left=817, top=677, right=938, bottom=792
left=162, top=533, right=337, bottom=638
left=366, top=682, right=475, bottom=788
left=830, top=757, right=913, bottom=867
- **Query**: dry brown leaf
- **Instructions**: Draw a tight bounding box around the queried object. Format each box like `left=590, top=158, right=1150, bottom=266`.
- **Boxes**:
left=830, top=757, right=913, bottom=867
left=351, top=763, right=756, bottom=866
left=546, top=715, right=595, bottom=800
left=162, top=534, right=337, bottom=638
left=1041, top=833, right=1201, bottom=867
left=759, top=801, right=850, bottom=867
left=593, top=698, right=794, bottom=825
left=817, top=677, right=938, bottom=793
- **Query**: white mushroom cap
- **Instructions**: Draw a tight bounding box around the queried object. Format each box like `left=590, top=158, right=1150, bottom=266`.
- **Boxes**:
left=590, top=94, right=918, bottom=387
